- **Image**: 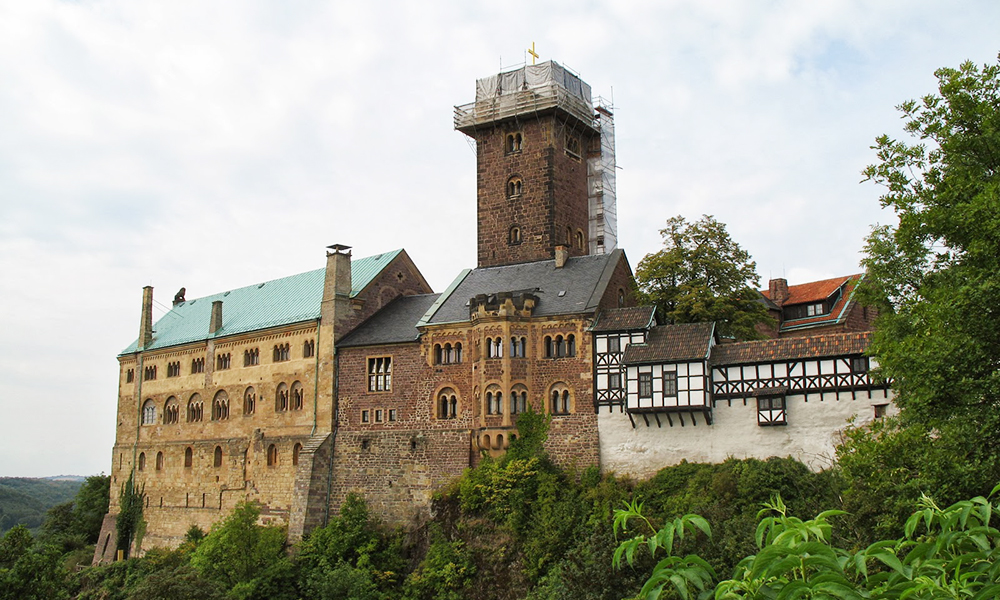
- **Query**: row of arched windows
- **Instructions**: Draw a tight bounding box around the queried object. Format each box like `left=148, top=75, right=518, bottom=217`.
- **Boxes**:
left=433, top=342, right=463, bottom=365
left=141, top=382, right=306, bottom=426
left=484, top=385, right=530, bottom=416
left=136, top=443, right=302, bottom=472
left=544, top=334, right=576, bottom=358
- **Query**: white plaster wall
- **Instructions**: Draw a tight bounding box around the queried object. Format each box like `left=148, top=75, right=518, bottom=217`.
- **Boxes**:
left=598, top=388, right=895, bottom=477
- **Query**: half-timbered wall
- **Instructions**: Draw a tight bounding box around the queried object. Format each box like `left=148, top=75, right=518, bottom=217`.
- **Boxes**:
left=711, top=356, right=880, bottom=400
left=624, top=361, right=708, bottom=412
left=593, top=331, right=646, bottom=409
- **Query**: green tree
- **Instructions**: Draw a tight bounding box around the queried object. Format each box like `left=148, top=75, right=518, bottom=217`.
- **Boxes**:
left=0, top=525, right=70, bottom=600
left=189, top=501, right=289, bottom=595
left=116, top=473, right=144, bottom=559
left=860, top=55, right=1000, bottom=432
left=635, top=215, right=771, bottom=340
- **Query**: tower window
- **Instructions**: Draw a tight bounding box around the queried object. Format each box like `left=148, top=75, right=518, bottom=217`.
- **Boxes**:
left=509, top=225, right=522, bottom=245
left=505, top=132, right=523, bottom=154
left=125, top=368, right=134, bottom=383
left=576, top=230, right=585, bottom=249
left=565, top=135, right=581, bottom=159
left=507, top=177, right=523, bottom=198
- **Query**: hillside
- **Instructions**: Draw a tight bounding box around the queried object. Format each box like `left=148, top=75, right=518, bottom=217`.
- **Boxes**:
left=0, top=477, right=83, bottom=534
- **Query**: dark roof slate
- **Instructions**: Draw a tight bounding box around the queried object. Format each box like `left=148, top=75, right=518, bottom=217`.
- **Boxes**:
left=621, top=322, right=715, bottom=365
left=710, top=331, right=872, bottom=366
left=423, top=250, right=623, bottom=325
left=337, top=293, right=442, bottom=348
left=591, top=306, right=656, bottom=332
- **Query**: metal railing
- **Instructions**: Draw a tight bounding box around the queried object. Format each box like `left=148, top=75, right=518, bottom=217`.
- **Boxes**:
left=454, top=83, right=596, bottom=131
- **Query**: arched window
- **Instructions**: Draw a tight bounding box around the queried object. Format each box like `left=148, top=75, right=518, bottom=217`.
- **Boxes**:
left=434, top=344, right=443, bottom=364
left=556, top=335, right=566, bottom=358
left=567, top=334, right=576, bottom=357
left=506, top=132, right=522, bottom=153
left=485, top=386, right=503, bottom=415
left=455, top=343, right=463, bottom=363
left=243, top=387, right=256, bottom=415
left=509, top=225, right=522, bottom=245
left=510, top=336, right=526, bottom=358
left=138, top=452, right=146, bottom=471
left=187, top=393, right=203, bottom=423
left=511, top=385, right=528, bottom=414
left=437, top=388, right=459, bottom=419
left=276, top=383, right=289, bottom=412
left=303, top=339, right=315, bottom=358
left=141, top=399, right=156, bottom=425
left=213, top=446, right=223, bottom=468
left=550, top=385, right=572, bottom=415
left=163, top=397, right=179, bottom=425
left=444, top=343, right=453, bottom=363
left=618, top=289, right=625, bottom=307
left=450, top=396, right=458, bottom=418
left=293, top=443, right=302, bottom=466
left=212, top=390, right=229, bottom=421
left=576, top=230, right=585, bottom=249
left=493, top=337, right=503, bottom=358
left=155, top=451, right=164, bottom=471
left=291, top=381, right=304, bottom=410
left=267, top=444, right=278, bottom=466
left=184, top=446, right=193, bottom=468
left=544, top=336, right=554, bottom=358
left=507, top=176, right=523, bottom=198
left=566, top=227, right=573, bottom=245
left=495, top=434, right=504, bottom=450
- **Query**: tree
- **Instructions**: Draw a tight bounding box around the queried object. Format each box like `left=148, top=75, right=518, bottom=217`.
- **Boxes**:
left=859, top=56, right=1000, bottom=442
left=116, top=473, right=144, bottom=559
left=635, top=215, right=772, bottom=340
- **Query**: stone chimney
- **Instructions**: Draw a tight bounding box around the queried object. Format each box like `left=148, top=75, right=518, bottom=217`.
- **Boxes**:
left=209, top=300, right=223, bottom=334
left=138, top=286, right=154, bottom=350
left=554, top=245, right=569, bottom=268
left=768, top=278, right=789, bottom=306
left=321, top=244, right=353, bottom=335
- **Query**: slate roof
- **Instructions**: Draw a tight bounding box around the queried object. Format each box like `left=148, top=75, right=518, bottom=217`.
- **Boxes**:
left=421, top=250, right=624, bottom=325
left=337, top=294, right=442, bottom=348
left=621, top=322, right=716, bottom=365
left=710, top=331, right=872, bottom=366
left=590, top=306, right=656, bottom=332
left=121, top=250, right=404, bottom=354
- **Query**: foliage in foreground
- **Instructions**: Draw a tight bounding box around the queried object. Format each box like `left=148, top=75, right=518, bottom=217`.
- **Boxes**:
left=616, top=484, right=1000, bottom=600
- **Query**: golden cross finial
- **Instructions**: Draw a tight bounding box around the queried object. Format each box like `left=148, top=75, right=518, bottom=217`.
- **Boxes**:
left=528, top=42, right=539, bottom=65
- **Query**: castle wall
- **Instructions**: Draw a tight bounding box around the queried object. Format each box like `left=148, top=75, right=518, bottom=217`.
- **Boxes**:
left=597, top=387, right=896, bottom=477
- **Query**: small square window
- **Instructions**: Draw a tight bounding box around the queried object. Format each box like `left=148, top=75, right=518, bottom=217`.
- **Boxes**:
left=608, top=372, right=622, bottom=390
left=607, top=337, right=621, bottom=353
left=873, top=404, right=888, bottom=419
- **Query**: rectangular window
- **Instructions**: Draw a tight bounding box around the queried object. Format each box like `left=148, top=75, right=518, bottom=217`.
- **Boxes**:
left=663, top=371, right=677, bottom=397
left=638, top=372, right=653, bottom=398
left=361, top=410, right=370, bottom=423
left=375, top=409, right=383, bottom=423
left=608, top=337, right=621, bottom=354
left=851, top=356, right=869, bottom=373
left=388, top=409, right=397, bottom=422
left=608, top=372, right=622, bottom=390
left=757, top=395, right=787, bottom=426
left=368, top=357, right=392, bottom=392
left=873, top=404, right=888, bottom=419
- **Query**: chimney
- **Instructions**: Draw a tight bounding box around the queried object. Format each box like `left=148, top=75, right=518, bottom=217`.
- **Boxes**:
left=321, top=244, right=353, bottom=334
left=138, top=286, right=154, bottom=350
left=768, top=278, right=789, bottom=306
left=209, top=300, right=223, bottom=334
left=554, top=245, right=569, bottom=268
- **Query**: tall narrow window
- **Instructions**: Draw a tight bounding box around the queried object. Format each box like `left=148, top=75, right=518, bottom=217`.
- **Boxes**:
left=291, top=381, right=304, bottom=410
left=243, top=348, right=259, bottom=367
left=275, top=383, right=289, bottom=411
left=155, top=451, right=164, bottom=471
left=125, top=369, right=134, bottom=383
left=244, top=386, right=256, bottom=415
left=167, top=361, right=181, bottom=377
left=213, top=446, right=223, bottom=468
left=138, top=452, right=146, bottom=471
left=506, top=132, right=522, bottom=153
left=212, top=390, right=229, bottom=421
left=663, top=372, right=677, bottom=397
left=551, top=387, right=571, bottom=414
left=638, top=373, right=653, bottom=399
left=567, top=334, right=576, bottom=357
left=292, top=443, right=302, bottom=466
left=184, top=447, right=193, bottom=468
left=273, top=343, right=290, bottom=362
left=143, top=365, right=157, bottom=381
left=267, top=444, right=278, bottom=466
left=141, top=399, right=156, bottom=425
left=367, top=357, right=392, bottom=392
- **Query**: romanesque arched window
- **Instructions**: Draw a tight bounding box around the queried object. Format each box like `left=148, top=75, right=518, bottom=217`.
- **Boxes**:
left=507, top=176, right=523, bottom=198
left=276, top=382, right=289, bottom=412
left=267, top=444, right=278, bottom=466
left=291, top=381, right=304, bottom=410
left=550, top=383, right=571, bottom=415
left=576, top=230, right=585, bottom=249
left=141, top=399, right=156, bottom=425
left=511, top=385, right=528, bottom=414
left=434, top=344, right=443, bottom=364
left=437, top=387, right=459, bottom=420
left=138, top=452, right=145, bottom=471
left=187, top=393, right=203, bottom=423
left=163, top=397, right=180, bottom=425
left=155, top=451, right=164, bottom=471
left=510, top=336, right=526, bottom=358
left=555, top=335, right=566, bottom=357
left=485, top=385, right=502, bottom=415
left=506, top=132, right=522, bottom=154
left=244, top=386, right=256, bottom=415
left=303, top=339, right=315, bottom=358
left=567, top=334, right=576, bottom=357
left=293, top=443, right=302, bottom=466
left=212, top=390, right=229, bottom=421
left=184, top=446, right=193, bottom=468
left=544, top=336, right=554, bottom=358
left=213, top=446, right=223, bottom=468
left=509, top=225, right=522, bottom=245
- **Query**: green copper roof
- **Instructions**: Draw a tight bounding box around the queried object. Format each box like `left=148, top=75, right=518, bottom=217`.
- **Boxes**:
left=121, top=249, right=403, bottom=355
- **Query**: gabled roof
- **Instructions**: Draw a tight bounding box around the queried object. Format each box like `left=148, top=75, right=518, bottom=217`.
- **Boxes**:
left=338, top=294, right=441, bottom=348
left=591, top=306, right=656, bottom=333
left=420, top=250, right=625, bottom=326
left=779, top=275, right=861, bottom=332
left=710, top=331, right=871, bottom=366
left=762, top=275, right=854, bottom=306
left=121, top=250, right=404, bottom=354
left=622, top=322, right=716, bottom=365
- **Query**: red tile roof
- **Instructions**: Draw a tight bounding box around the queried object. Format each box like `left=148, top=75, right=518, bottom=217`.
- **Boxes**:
left=762, top=274, right=856, bottom=305
left=710, top=331, right=871, bottom=365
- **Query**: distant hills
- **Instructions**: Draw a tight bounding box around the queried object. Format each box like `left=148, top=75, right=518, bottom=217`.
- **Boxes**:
left=0, top=476, right=85, bottom=534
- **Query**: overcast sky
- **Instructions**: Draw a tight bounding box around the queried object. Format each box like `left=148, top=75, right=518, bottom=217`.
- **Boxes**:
left=1, top=1, right=997, bottom=477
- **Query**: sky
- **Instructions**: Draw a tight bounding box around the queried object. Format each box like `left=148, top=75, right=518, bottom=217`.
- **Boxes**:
left=1, top=0, right=998, bottom=477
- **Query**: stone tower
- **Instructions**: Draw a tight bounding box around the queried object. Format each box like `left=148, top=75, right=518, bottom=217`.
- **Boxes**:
left=455, top=61, right=617, bottom=268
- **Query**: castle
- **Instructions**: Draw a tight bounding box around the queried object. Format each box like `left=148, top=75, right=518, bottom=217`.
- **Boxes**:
left=94, top=61, right=892, bottom=562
